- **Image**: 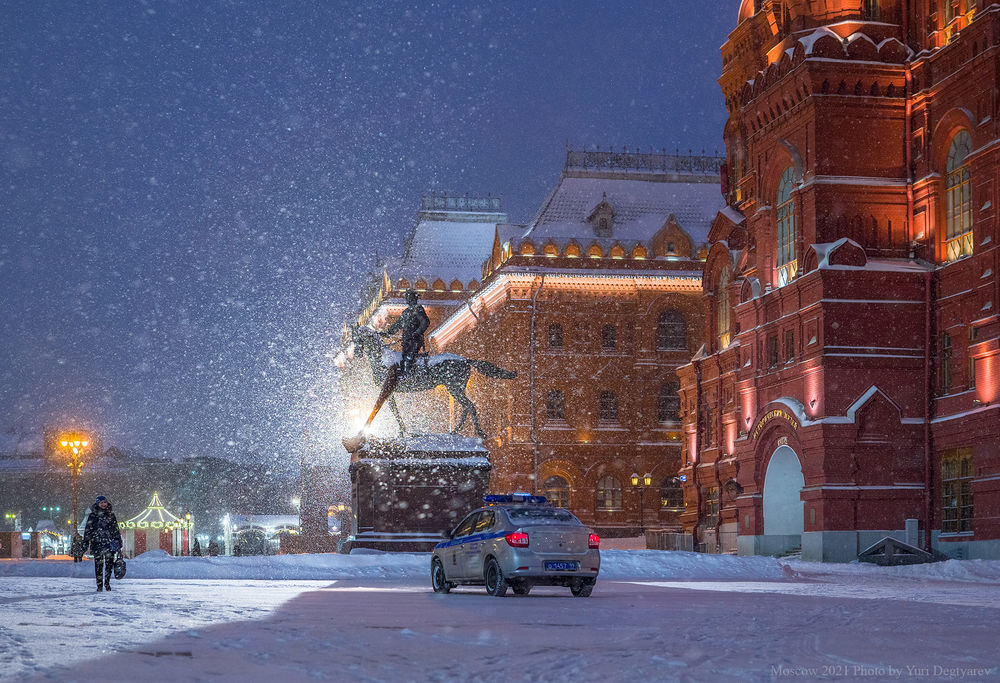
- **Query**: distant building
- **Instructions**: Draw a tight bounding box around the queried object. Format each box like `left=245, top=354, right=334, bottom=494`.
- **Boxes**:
left=679, top=0, right=1000, bottom=560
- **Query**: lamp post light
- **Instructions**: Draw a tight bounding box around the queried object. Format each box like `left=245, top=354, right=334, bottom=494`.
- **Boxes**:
left=59, top=436, right=89, bottom=530
left=630, top=472, right=653, bottom=534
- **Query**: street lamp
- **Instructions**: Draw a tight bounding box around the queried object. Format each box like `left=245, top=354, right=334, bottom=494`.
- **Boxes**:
left=59, top=435, right=90, bottom=530
left=630, top=472, right=652, bottom=534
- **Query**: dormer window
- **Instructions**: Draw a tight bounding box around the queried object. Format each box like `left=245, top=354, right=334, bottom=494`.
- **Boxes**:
left=588, top=192, right=616, bottom=237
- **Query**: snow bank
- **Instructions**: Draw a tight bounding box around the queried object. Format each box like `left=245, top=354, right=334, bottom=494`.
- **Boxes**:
left=784, top=557, right=1000, bottom=584
left=0, top=549, right=786, bottom=582
left=3, top=550, right=998, bottom=584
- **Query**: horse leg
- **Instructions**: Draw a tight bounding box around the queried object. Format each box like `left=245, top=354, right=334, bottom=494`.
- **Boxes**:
left=388, top=396, right=406, bottom=436
left=451, top=389, right=486, bottom=440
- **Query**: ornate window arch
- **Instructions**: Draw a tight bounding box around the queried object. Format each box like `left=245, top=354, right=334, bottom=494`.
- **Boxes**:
left=776, top=167, right=798, bottom=286
left=595, top=475, right=622, bottom=510
left=657, top=310, right=686, bottom=350
left=944, top=130, right=973, bottom=262
left=717, top=266, right=732, bottom=350
left=543, top=475, right=570, bottom=508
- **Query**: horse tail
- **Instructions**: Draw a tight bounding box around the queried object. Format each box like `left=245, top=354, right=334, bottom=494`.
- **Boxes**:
left=468, top=359, right=517, bottom=380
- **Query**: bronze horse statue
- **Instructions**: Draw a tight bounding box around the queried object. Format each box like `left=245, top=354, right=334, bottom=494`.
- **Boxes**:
left=343, top=325, right=516, bottom=449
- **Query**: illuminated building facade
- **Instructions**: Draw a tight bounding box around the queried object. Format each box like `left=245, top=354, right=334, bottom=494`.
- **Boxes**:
left=679, top=0, right=1000, bottom=560
left=402, top=149, right=725, bottom=535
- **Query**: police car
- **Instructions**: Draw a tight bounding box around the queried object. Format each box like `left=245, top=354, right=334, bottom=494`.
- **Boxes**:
left=430, top=494, right=600, bottom=597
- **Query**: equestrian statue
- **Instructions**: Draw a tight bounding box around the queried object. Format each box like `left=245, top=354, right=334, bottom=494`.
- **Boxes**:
left=341, top=291, right=516, bottom=453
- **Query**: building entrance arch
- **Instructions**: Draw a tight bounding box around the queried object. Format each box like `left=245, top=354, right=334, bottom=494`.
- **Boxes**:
left=762, top=444, right=804, bottom=553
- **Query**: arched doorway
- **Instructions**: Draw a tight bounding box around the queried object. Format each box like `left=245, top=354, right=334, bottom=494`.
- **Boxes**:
left=762, top=444, right=804, bottom=554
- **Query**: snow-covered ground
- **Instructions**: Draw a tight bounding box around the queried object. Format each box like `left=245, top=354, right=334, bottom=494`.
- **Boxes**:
left=3, top=551, right=999, bottom=681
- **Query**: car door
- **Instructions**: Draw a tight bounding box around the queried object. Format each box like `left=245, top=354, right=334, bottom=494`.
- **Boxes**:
left=445, top=512, right=479, bottom=580
left=461, top=510, right=496, bottom=580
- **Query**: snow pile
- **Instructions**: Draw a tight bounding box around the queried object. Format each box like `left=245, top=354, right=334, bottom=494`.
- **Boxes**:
left=784, top=557, right=1000, bottom=584
left=5, top=550, right=1000, bottom=584
left=0, top=549, right=789, bottom=581
left=0, top=549, right=427, bottom=581
left=600, top=550, right=787, bottom=580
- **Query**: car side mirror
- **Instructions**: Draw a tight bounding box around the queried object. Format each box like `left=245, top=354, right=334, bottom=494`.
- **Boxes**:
left=441, top=531, right=452, bottom=539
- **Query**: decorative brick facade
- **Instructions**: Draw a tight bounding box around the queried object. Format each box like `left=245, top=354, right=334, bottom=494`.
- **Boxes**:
left=680, top=0, right=1000, bottom=560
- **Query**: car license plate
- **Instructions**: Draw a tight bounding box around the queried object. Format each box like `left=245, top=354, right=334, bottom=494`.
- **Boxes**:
left=545, top=561, right=578, bottom=571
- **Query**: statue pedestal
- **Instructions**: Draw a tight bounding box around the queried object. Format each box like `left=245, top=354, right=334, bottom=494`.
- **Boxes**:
left=344, top=434, right=491, bottom=553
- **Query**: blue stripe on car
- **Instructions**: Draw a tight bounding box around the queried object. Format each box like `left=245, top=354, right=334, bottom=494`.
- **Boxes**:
left=434, top=530, right=507, bottom=549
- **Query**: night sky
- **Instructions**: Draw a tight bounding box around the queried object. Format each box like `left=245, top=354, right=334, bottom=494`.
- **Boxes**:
left=1, top=1, right=735, bottom=468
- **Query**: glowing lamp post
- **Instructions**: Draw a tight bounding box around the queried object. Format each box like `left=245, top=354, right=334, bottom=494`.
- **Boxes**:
left=630, top=472, right=652, bottom=534
left=59, top=436, right=90, bottom=529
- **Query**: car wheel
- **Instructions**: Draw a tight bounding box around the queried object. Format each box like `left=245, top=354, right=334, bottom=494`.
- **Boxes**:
left=484, top=557, right=508, bottom=597
left=512, top=582, right=531, bottom=596
left=431, top=559, right=452, bottom=594
left=570, top=579, right=595, bottom=598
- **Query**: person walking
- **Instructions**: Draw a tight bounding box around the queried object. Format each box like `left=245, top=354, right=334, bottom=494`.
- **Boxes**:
left=70, top=532, right=85, bottom=563
left=82, top=495, right=123, bottom=592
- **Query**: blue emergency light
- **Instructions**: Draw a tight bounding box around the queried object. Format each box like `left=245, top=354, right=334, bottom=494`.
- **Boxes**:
left=483, top=493, right=549, bottom=505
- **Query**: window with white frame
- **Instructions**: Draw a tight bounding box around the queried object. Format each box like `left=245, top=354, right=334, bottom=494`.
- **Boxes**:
left=717, top=267, right=731, bottom=349
left=595, top=476, right=622, bottom=510
left=945, top=130, right=973, bottom=262
left=776, top=167, right=798, bottom=286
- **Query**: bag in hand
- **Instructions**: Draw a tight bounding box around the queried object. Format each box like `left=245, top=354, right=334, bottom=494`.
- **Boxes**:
left=113, top=554, right=127, bottom=580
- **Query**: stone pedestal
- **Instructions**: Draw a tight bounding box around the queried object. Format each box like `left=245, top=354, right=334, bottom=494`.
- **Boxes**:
left=344, top=434, right=490, bottom=552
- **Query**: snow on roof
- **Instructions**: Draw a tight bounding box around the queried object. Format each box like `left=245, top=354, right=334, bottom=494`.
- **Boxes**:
left=392, top=195, right=507, bottom=285
left=124, top=493, right=184, bottom=526
left=718, top=205, right=746, bottom=226
left=525, top=175, right=723, bottom=248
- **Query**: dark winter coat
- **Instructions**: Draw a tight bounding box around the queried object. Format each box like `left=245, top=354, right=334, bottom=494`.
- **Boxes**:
left=70, top=535, right=85, bottom=557
left=83, top=502, right=123, bottom=556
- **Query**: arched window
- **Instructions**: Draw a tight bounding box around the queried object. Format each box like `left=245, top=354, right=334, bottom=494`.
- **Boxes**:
left=599, top=391, right=619, bottom=422
left=548, top=323, right=563, bottom=348
left=658, top=382, right=680, bottom=423
left=657, top=310, right=686, bottom=350
left=717, top=266, right=732, bottom=350
left=544, top=476, right=570, bottom=508
left=601, top=324, right=616, bottom=350
left=776, top=167, right=798, bottom=286
left=945, top=130, right=973, bottom=262
left=596, top=476, right=622, bottom=510
left=546, top=390, right=565, bottom=421
left=660, top=477, right=684, bottom=509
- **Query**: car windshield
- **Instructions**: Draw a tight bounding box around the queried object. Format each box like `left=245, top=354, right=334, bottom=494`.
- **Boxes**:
left=505, top=507, right=579, bottom=524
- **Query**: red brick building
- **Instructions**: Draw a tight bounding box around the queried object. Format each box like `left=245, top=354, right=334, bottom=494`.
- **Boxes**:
left=425, top=150, right=724, bottom=535
left=679, top=0, right=1000, bottom=560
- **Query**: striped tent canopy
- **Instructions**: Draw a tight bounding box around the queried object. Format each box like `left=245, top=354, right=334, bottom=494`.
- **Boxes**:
left=120, top=492, right=192, bottom=531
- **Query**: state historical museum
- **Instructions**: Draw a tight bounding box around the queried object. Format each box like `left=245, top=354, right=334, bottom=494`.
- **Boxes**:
left=679, top=0, right=1000, bottom=560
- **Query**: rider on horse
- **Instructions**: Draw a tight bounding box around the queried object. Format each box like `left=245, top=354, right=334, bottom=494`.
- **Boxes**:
left=380, top=289, right=430, bottom=376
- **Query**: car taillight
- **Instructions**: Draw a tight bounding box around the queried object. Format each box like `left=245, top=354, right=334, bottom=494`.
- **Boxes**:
left=505, top=531, right=529, bottom=547
left=588, top=533, right=600, bottom=549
